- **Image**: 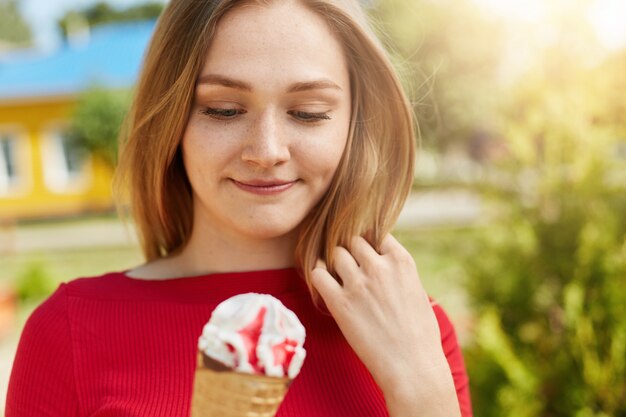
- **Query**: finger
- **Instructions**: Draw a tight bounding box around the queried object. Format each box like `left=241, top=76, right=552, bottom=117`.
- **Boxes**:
left=310, top=262, right=343, bottom=308
left=332, top=246, right=360, bottom=289
left=348, top=235, right=379, bottom=267
left=315, top=258, right=328, bottom=270
left=378, top=233, right=403, bottom=256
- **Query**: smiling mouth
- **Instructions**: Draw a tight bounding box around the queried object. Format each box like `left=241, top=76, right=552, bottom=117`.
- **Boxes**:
left=231, top=179, right=298, bottom=195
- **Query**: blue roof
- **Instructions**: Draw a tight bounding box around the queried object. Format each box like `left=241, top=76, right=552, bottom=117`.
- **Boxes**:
left=0, top=20, right=156, bottom=101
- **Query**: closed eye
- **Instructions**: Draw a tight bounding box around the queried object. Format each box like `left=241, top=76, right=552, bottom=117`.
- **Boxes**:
left=200, top=107, right=247, bottom=119
left=287, top=110, right=332, bottom=123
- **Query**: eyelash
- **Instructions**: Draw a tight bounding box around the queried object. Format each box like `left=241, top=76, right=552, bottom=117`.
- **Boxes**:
left=200, top=107, right=245, bottom=119
left=199, top=107, right=331, bottom=123
left=287, top=110, right=332, bottom=122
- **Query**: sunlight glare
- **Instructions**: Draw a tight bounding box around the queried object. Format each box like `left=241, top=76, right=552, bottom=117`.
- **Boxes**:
left=471, top=0, right=547, bottom=23
left=588, top=0, right=626, bottom=50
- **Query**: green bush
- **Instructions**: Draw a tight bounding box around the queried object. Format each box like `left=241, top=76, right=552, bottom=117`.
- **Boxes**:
left=67, top=87, right=132, bottom=167
left=15, top=263, right=57, bottom=303
left=461, top=62, right=626, bottom=416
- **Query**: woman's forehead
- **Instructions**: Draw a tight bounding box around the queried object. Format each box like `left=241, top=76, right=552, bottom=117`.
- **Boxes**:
left=199, top=0, right=350, bottom=92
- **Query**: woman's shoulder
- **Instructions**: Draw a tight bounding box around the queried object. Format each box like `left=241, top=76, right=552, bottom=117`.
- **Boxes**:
left=22, top=269, right=162, bottom=335
left=26, top=271, right=126, bottom=311
left=15, top=274, right=122, bottom=361
left=61, top=270, right=131, bottom=298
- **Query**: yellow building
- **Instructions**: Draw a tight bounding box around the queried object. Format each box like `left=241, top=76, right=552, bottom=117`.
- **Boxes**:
left=0, top=21, right=154, bottom=221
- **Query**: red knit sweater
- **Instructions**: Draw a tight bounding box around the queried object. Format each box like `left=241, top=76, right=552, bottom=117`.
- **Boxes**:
left=6, top=268, right=472, bottom=416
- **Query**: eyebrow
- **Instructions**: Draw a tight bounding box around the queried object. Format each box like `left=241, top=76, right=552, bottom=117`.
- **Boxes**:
left=196, top=74, right=252, bottom=91
left=288, top=80, right=343, bottom=93
left=196, top=74, right=343, bottom=93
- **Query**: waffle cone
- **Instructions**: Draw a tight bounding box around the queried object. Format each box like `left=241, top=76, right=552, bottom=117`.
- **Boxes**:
left=191, top=352, right=290, bottom=417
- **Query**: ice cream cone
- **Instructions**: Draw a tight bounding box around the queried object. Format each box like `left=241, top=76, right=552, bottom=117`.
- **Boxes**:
left=192, top=293, right=305, bottom=416
left=191, top=352, right=290, bottom=417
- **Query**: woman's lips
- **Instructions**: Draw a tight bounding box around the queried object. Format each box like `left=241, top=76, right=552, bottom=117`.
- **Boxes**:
left=231, top=179, right=298, bottom=195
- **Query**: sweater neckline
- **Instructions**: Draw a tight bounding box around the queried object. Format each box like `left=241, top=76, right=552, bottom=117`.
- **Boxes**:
left=122, top=266, right=299, bottom=281
left=115, top=267, right=309, bottom=301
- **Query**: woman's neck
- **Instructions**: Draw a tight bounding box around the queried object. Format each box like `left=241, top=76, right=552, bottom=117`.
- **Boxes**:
left=173, top=225, right=298, bottom=275
left=127, top=212, right=301, bottom=280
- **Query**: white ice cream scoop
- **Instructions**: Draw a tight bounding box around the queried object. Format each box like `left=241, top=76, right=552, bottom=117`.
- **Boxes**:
left=198, top=293, right=306, bottom=379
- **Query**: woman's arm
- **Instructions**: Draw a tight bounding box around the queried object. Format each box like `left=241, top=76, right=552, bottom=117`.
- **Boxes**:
left=6, top=284, right=80, bottom=417
left=311, top=234, right=467, bottom=417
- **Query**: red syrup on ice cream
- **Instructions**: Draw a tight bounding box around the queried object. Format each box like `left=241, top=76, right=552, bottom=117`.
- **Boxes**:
left=227, top=306, right=299, bottom=375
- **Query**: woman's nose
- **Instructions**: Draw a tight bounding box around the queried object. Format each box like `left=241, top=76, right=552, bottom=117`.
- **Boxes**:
left=241, top=110, right=291, bottom=168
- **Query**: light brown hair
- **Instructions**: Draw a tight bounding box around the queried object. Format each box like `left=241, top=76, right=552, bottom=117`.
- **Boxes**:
left=114, top=0, right=415, bottom=304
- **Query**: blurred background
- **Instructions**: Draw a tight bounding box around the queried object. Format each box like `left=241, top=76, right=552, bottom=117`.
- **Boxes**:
left=0, top=0, right=624, bottom=415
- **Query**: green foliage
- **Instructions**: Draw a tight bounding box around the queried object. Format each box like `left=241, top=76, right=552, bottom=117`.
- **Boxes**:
left=373, top=2, right=626, bottom=413
left=0, top=0, right=32, bottom=45
left=67, top=87, right=132, bottom=167
left=372, top=0, right=506, bottom=151
left=58, top=1, right=164, bottom=39
left=15, top=263, right=56, bottom=303
left=461, top=51, right=626, bottom=417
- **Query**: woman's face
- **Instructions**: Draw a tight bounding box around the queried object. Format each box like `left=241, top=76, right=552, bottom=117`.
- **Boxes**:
left=182, top=0, right=351, bottom=244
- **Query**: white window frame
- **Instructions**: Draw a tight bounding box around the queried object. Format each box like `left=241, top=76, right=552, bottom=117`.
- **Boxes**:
left=0, top=126, right=31, bottom=197
left=41, top=124, right=92, bottom=193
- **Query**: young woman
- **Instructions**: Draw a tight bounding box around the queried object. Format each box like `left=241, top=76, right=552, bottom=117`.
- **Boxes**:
left=7, top=0, right=472, bottom=416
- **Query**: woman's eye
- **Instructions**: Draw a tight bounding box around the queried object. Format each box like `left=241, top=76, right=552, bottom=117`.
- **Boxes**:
left=200, top=107, right=246, bottom=119
left=288, top=110, right=332, bottom=123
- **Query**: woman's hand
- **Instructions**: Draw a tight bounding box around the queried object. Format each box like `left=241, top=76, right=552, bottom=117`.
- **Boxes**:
left=311, top=234, right=461, bottom=416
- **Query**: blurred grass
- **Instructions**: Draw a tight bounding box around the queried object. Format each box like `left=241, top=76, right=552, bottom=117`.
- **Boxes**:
left=396, top=226, right=476, bottom=332
left=0, top=243, right=143, bottom=329
left=0, top=245, right=143, bottom=286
